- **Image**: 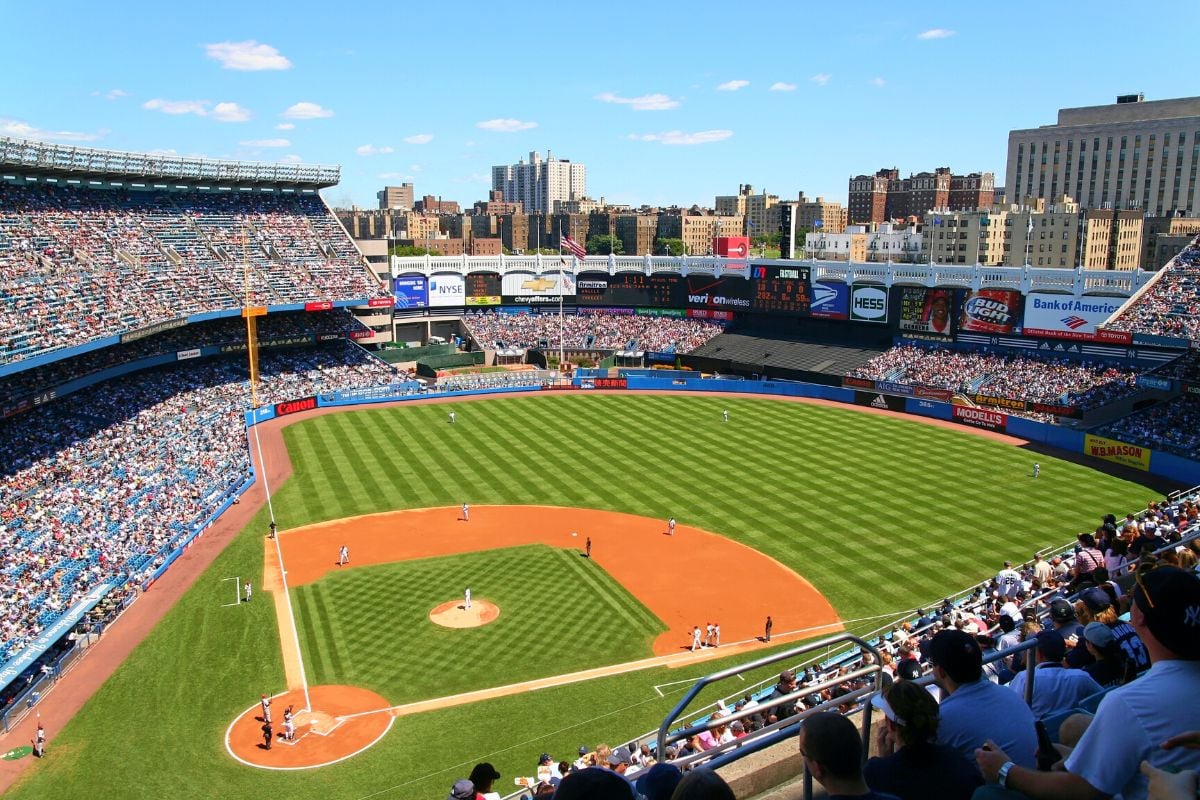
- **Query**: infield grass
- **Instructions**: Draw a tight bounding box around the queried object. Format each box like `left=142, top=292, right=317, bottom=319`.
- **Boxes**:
left=7, top=393, right=1160, bottom=800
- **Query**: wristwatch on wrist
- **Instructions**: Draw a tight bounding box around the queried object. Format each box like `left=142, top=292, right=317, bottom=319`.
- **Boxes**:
left=998, top=761, right=1015, bottom=788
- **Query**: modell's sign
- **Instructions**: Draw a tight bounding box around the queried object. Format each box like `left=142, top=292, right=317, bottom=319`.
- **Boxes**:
left=953, top=405, right=1007, bottom=431
left=274, top=396, right=317, bottom=417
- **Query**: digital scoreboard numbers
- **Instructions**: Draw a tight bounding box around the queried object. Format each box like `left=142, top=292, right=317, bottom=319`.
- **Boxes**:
left=465, top=272, right=501, bottom=306
left=577, top=273, right=683, bottom=306
left=749, top=266, right=811, bottom=314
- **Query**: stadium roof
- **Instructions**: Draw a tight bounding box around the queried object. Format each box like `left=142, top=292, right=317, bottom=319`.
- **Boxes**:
left=0, top=137, right=340, bottom=188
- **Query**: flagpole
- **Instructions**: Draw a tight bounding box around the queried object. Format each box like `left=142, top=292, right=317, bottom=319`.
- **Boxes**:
left=557, top=219, right=565, bottom=374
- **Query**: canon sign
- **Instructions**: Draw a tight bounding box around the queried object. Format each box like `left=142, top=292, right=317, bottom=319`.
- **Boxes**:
left=850, top=286, right=888, bottom=323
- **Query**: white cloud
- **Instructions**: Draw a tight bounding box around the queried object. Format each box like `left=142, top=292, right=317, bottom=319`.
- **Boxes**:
left=0, top=117, right=103, bottom=142
left=769, top=82, right=797, bottom=92
left=378, top=172, right=413, bottom=180
left=355, top=144, right=394, bottom=156
left=142, top=98, right=250, bottom=121
left=870, top=76, right=887, bottom=88
left=278, top=154, right=303, bottom=163
left=240, top=138, right=290, bottom=147
left=143, top=98, right=210, bottom=116
left=716, top=80, right=750, bottom=91
left=282, top=101, right=334, bottom=120
left=476, top=118, right=537, bottom=132
left=917, top=28, right=955, bottom=40
left=205, top=40, right=292, bottom=71
left=91, top=89, right=127, bottom=100
left=409, top=164, right=423, bottom=173
left=403, top=133, right=433, bottom=145
left=811, top=73, right=832, bottom=86
left=275, top=123, right=294, bottom=131
left=210, top=102, right=251, bottom=122
left=628, top=129, right=733, bottom=146
left=595, top=91, right=680, bottom=111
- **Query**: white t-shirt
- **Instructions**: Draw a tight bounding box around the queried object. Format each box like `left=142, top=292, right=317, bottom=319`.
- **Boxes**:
left=996, top=568, right=1022, bottom=599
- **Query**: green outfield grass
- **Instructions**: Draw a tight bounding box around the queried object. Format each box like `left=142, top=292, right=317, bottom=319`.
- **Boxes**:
left=294, top=545, right=665, bottom=702
left=7, top=393, right=1159, bottom=800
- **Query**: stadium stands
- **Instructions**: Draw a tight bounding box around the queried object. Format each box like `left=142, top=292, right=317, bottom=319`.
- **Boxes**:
left=688, top=332, right=885, bottom=376
left=1094, top=396, right=1200, bottom=459
left=0, top=182, right=384, bottom=366
left=848, top=346, right=1140, bottom=411
left=0, top=341, right=398, bottom=663
left=1106, top=234, right=1200, bottom=340
left=462, top=310, right=725, bottom=353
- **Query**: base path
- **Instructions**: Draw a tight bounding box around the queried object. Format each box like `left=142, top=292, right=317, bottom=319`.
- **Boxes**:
left=278, top=505, right=840, bottom=659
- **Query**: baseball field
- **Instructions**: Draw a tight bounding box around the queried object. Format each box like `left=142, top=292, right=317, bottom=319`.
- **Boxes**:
left=3, top=392, right=1158, bottom=799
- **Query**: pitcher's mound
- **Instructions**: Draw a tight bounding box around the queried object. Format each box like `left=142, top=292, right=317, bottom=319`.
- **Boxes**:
left=429, top=599, right=500, bottom=628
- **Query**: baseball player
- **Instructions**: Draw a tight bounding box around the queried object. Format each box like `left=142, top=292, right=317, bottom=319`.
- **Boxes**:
left=464, top=586, right=472, bottom=610
left=722, top=409, right=729, bottom=423
left=338, top=545, right=349, bottom=566
left=448, top=410, right=456, bottom=424
left=262, top=721, right=273, bottom=750
left=764, top=615, right=773, bottom=643
left=714, top=622, right=721, bottom=648
left=244, top=580, right=252, bottom=603
left=283, top=706, right=295, bottom=741
left=585, top=537, right=592, bottom=558
left=691, top=625, right=702, bottom=652
left=705, top=623, right=715, bottom=648
left=667, top=517, right=676, bottom=535
left=461, top=502, right=470, bottom=522
left=32, top=721, right=45, bottom=758
left=1032, top=462, right=1040, bottom=478
left=260, top=694, right=272, bottom=724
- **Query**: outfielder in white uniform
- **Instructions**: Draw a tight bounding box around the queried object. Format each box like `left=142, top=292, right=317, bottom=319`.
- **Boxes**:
left=464, top=587, right=472, bottom=610
left=461, top=503, right=470, bottom=522
left=1032, top=462, right=1040, bottom=478
left=690, top=626, right=702, bottom=652
left=667, top=517, right=676, bottom=535
left=722, top=409, right=729, bottom=423
left=449, top=411, right=456, bottom=424
left=338, top=545, right=349, bottom=566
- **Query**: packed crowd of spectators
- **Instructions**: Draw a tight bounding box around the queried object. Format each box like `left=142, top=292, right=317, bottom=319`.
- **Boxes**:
left=849, top=346, right=1141, bottom=411
left=0, top=310, right=367, bottom=410
left=1095, top=395, right=1200, bottom=459
left=463, top=310, right=725, bottom=353
left=0, top=182, right=385, bottom=366
left=0, top=341, right=398, bottom=663
left=1106, top=234, right=1200, bottom=341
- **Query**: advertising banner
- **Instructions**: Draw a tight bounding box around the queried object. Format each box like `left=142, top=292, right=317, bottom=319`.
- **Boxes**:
left=809, top=281, right=849, bottom=320
left=176, top=348, right=201, bottom=361
left=853, top=390, right=905, bottom=411
left=465, top=272, right=502, bottom=306
left=1084, top=434, right=1151, bottom=471
left=959, top=289, right=1022, bottom=334
left=973, top=393, right=1029, bottom=412
left=875, top=380, right=914, bottom=397
left=428, top=274, right=466, bottom=307
left=1029, top=402, right=1081, bottom=418
left=683, top=274, right=755, bottom=311
left=898, top=287, right=954, bottom=336
left=913, top=385, right=954, bottom=402
left=274, top=396, right=317, bottom=417
left=850, top=285, right=888, bottom=323
left=714, top=236, right=751, bottom=258
left=953, top=405, right=1008, bottom=432
left=1137, top=375, right=1174, bottom=391
left=1095, top=328, right=1134, bottom=345
left=842, top=376, right=874, bottom=390
left=577, top=273, right=683, bottom=306
left=592, top=377, right=628, bottom=390
left=120, top=317, right=187, bottom=344
left=1021, top=293, right=1125, bottom=340
left=635, top=307, right=686, bottom=317
left=305, top=300, right=333, bottom=312
left=367, top=297, right=393, bottom=308
left=686, top=308, right=735, bottom=321
left=501, top=272, right=577, bottom=304
left=906, top=397, right=954, bottom=420
left=393, top=276, right=429, bottom=309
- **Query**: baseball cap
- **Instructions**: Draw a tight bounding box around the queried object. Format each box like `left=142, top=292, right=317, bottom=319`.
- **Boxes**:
left=555, top=767, right=636, bottom=800
left=1049, top=598, right=1076, bottom=623
left=779, top=669, right=796, bottom=683
left=1083, top=621, right=1115, bottom=649
left=448, top=779, right=475, bottom=800
left=578, top=745, right=589, bottom=756
left=897, top=659, right=923, bottom=680
left=538, top=753, right=553, bottom=764
left=1132, top=566, right=1200, bottom=660
left=1034, top=629, right=1066, bottom=662
left=1081, top=587, right=1113, bottom=614
left=469, top=763, right=500, bottom=784
left=634, top=762, right=683, bottom=800
left=607, top=746, right=632, bottom=767
left=928, top=629, right=983, bottom=683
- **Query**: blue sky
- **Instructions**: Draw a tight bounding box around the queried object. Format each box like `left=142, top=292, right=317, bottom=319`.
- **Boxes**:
left=3, top=1, right=1198, bottom=210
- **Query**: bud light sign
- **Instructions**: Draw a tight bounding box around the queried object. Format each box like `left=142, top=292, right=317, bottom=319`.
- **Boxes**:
left=959, top=289, right=1021, bottom=334
left=850, top=285, right=888, bottom=323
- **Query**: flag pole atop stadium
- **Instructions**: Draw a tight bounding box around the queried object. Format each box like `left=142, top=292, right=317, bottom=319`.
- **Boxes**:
left=241, top=231, right=312, bottom=713
left=557, top=220, right=565, bottom=373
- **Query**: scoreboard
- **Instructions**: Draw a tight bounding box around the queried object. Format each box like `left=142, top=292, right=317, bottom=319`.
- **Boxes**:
left=465, top=272, right=501, bottom=306
left=577, top=273, right=683, bottom=306
left=749, top=265, right=811, bottom=315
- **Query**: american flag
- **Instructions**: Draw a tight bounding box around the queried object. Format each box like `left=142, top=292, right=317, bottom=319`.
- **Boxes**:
left=561, top=234, right=586, bottom=260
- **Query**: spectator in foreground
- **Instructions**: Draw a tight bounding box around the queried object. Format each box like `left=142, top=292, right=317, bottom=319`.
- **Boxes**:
left=1006, top=630, right=1102, bottom=720
left=670, top=767, right=736, bottom=800
left=799, top=711, right=900, bottom=799
left=928, top=630, right=1038, bottom=769
left=468, top=763, right=502, bottom=800
left=974, top=566, right=1200, bottom=800
left=552, top=767, right=634, bottom=800
left=633, top=762, right=682, bottom=800
left=865, top=680, right=982, bottom=800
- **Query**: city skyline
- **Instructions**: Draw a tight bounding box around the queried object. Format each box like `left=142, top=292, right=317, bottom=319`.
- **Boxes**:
left=3, top=0, right=1198, bottom=210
